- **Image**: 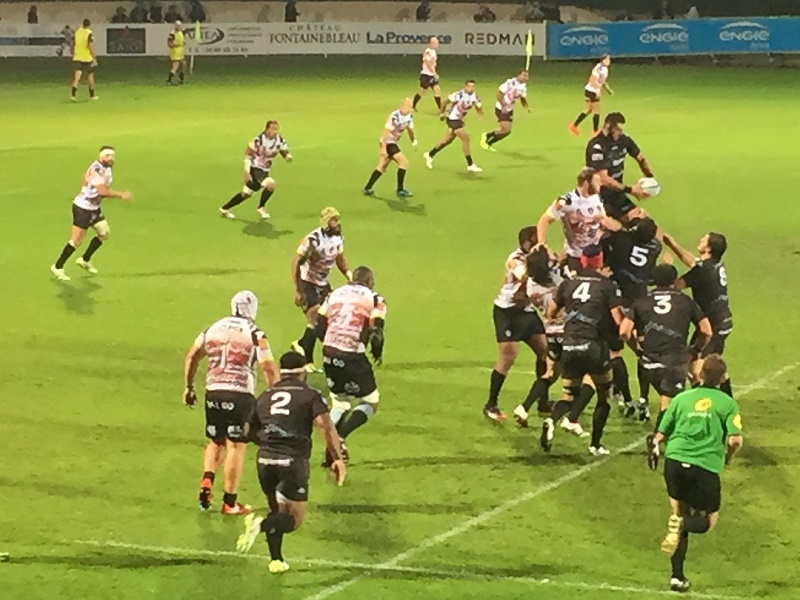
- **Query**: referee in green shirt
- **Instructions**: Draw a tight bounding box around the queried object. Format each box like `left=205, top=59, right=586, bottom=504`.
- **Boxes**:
left=653, top=354, right=743, bottom=593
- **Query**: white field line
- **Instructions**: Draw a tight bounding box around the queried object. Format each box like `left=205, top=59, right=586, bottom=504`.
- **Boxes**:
left=71, top=539, right=739, bottom=600
left=305, top=362, right=799, bottom=600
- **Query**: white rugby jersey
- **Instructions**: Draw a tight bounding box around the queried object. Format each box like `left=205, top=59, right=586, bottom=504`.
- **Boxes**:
left=421, top=47, right=437, bottom=76
left=547, top=189, right=606, bottom=258
left=496, top=77, right=527, bottom=113
left=585, top=63, right=608, bottom=93
left=319, top=283, right=387, bottom=354
left=447, top=90, right=481, bottom=121
left=494, top=248, right=535, bottom=312
left=527, top=270, right=565, bottom=335
left=73, top=160, right=112, bottom=211
left=297, top=227, right=344, bottom=287
left=250, top=132, right=288, bottom=171
left=381, top=110, right=414, bottom=144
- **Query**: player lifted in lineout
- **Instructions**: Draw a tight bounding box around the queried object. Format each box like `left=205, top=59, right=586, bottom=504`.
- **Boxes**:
left=183, top=291, right=280, bottom=515
left=413, top=36, right=441, bottom=112
left=50, top=146, right=132, bottom=281
left=424, top=80, right=484, bottom=173
left=219, top=120, right=292, bottom=220
left=70, top=18, right=98, bottom=101
left=363, top=97, right=417, bottom=198
left=570, top=54, right=613, bottom=136
left=166, top=20, right=186, bottom=85
left=481, top=69, right=530, bottom=152
left=317, top=266, right=386, bottom=464
left=292, top=208, right=351, bottom=372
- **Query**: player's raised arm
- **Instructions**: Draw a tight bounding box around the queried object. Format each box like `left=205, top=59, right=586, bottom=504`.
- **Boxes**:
left=662, top=233, right=698, bottom=269
left=183, top=339, right=207, bottom=407
left=314, top=413, right=346, bottom=486
left=535, top=201, right=559, bottom=251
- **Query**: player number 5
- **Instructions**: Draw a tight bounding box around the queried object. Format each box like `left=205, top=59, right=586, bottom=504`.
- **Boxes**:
left=270, top=391, right=292, bottom=416
left=630, top=246, right=648, bottom=267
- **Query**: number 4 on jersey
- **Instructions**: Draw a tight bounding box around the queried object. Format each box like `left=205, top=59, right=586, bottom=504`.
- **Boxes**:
left=572, top=281, right=592, bottom=303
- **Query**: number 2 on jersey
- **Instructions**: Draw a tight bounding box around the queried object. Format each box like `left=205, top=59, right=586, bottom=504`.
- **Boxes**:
left=572, top=281, right=592, bottom=303
left=270, top=391, right=292, bottom=416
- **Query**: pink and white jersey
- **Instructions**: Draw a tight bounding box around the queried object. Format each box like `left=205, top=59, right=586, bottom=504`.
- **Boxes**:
left=319, top=283, right=387, bottom=354
left=195, top=316, right=273, bottom=394
left=447, top=90, right=481, bottom=121
left=250, top=132, right=288, bottom=172
left=73, top=160, right=112, bottom=211
left=527, top=272, right=565, bottom=335
left=585, top=62, right=608, bottom=94
left=297, top=227, right=344, bottom=287
left=421, top=47, right=437, bottom=76
left=495, top=77, right=527, bottom=113
left=381, top=110, right=414, bottom=144
left=547, top=189, right=606, bottom=258
left=494, top=248, right=534, bottom=312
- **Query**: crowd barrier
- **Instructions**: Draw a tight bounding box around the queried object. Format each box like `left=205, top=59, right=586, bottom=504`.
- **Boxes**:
left=546, top=17, right=800, bottom=59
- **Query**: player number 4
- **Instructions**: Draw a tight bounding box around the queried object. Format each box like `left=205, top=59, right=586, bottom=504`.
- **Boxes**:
left=270, top=391, right=292, bottom=416
left=572, top=281, right=591, bottom=303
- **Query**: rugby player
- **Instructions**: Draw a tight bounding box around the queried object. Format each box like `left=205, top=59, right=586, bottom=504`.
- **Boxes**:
left=569, top=54, right=613, bottom=137
left=363, top=98, right=417, bottom=199
left=70, top=18, right=98, bottom=101
left=619, top=263, right=712, bottom=467
left=485, top=227, right=548, bottom=421
left=480, top=69, right=530, bottom=152
left=663, top=232, right=734, bottom=396
left=423, top=80, right=484, bottom=173
left=183, top=291, right=281, bottom=515
left=316, top=266, right=385, bottom=463
left=219, top=121, right=293, bottom=220
left=236, top=351, right=346, bottom=574
left=50, top=146, right=132, bottom=281
left=292, top=208, right=351, bottom=372
left=166, top=20, right=186, bottom=85
left=653, top=355, right=742, bottom=593
left=542, top=245, right=624, bottom=455
left=586, top=112, right=653, bottom=222
left=412, top=37, right=442, bottom=112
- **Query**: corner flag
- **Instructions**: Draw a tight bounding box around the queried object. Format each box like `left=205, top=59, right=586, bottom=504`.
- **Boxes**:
left=525, top=30, right=534, bottom=70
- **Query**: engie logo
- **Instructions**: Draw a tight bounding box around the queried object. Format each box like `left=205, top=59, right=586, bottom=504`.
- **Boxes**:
left=366, top=31, right=452, bottom=45
left=639, top=23, right=689, bottom=44
left=719, top=21, right=770, bottom=43
left=559, top=25, right=608, bottom=47
left=186, top=27, right=224, bottom=45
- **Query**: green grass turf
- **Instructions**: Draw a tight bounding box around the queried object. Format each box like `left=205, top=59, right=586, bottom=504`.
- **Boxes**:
left=1, top=55, right=799, bottom=600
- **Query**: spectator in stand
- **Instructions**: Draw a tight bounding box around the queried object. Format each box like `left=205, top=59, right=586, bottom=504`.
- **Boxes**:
left=474, top=4, right=497, bottom=23
left=149, top=1, right=164, bottom=23
left=189, top=0, right=207, bottom=23
left=416, top=0, right=431, bottom=23
left=525, top=1, right=545, bottom=23
left=285, top=0, right=299, bottom=23
left=655, top=0, right=675, bottom=20
left=686, top=5, right=700, bottom=19
left=27, top=5, right=38, bottom=24
left=131, top=1, right=148, bottom=23
left=165, top=4, right=182, bottom=23
left=111, top=6, right=130, bottom=23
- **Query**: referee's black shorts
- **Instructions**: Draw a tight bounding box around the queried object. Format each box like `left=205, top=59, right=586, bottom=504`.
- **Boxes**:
left=664, top=458, right=721, bottom=513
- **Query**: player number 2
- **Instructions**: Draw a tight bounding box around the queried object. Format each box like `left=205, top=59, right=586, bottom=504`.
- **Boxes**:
left=270, top=391, right=292, bottom=416
left=653, top=294, right=672, bottom=315
left=630, top=246, right=648, bottom=267
left=572, top=282, right=591, bottom=303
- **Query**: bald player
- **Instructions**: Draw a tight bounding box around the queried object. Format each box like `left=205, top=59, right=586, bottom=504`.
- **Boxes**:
left=412, top=37, right=442, bottom=112
left=363, top=98, right=417, bottom=198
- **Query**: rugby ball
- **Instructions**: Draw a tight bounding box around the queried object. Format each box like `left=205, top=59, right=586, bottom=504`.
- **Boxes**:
left=638, top=177, right=661, bottom=197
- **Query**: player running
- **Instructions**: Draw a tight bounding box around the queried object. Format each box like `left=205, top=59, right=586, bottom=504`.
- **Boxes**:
left=219, top=120, right=293, bottom=220
left=569, top=54, right=613, bottom=137
left=424, top=80, right=484, bottom=173
left=183, top=291, right=281, bottom=515
left=586, top=112, right=653, bottom=222
left=480, top=69, right=530, bottom=152
left=485, top=227, right=548, bottom=421
left=542, top=244, right=624, bottom=456
left=412, top=37, right=442, bottom=112
left=166, top=20, right=186, bottom=85
left=70, top=18, right=98, bottom=101
left=317, top=266, right=386, bottom=463
left=363, top=98, right=417, bottom=198
left=50, top=146, right=132, bottom=281
left=236, top=351, right=346, bottom=574
left=652, top=355, right=743, bottom=594
left=292, top=208, right=351, bottom=372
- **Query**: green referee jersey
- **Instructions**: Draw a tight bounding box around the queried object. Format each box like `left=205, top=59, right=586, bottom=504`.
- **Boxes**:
left=658, top=386, right=743, bottom=474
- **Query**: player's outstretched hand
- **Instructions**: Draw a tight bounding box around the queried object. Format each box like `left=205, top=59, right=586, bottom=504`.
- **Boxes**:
left=293, top=291, right=303, bottom=307
left=330, top=459, right=346, bottom=486
left=371, top=353, right=383, bottom=367
left=412, top=139, right=418, bottom=149
left=183, top=387, right=197, bottom=408
left=631, top=182, right=649, bottom=200
left=120, top=191, right=133, bottom=201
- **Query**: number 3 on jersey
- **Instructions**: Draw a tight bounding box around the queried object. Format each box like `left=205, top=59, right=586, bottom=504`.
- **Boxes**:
left=653, top=294, right=672, bottom=315
left=270, top=391, right=292, bottom=415
left=572, top=281, right=592, bottom=303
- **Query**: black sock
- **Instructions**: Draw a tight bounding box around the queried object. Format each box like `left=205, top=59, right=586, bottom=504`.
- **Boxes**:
left=222, top=192, right=249, bottom=210
left=683, top=514, right=710, bottom=533
left=299, top=326, right=316, bottom=363
left=592, top=114, right=600, bottom=130
left=365, top=169, right=383, bottom=190
left=202, top=471, right=215, bottom=485
left=71, top=86, right=77, bottom=98
left=54, top=241, right=77, bottom=269
left=179, top=71, right=185, bottom=83
left=573, top=112, right=589, bottom=126
left=522, top=378, right=551, bottom=412
left=465, top=154, right=474, bottom=166
left=551, top=399, right=572, bottom=422
left=167, top=72, right=174, bottom=83
left=89, top=88, right=95, bottom=98
left=82, top=237, right=103, bottom=261
left=397, top=168, right=407, bottom=191
left=261, top=512, right=296, bottom=561
left=487, top=369, right=506, bottom=406
left=491, top=132, right=510, bottom=146
left=671, top=532, right=689, bottom=580
left=484, top=132, right=496, bottom=144
left=568, top=384, right=595, bottom=422
left=412, top=93, right=421, bottom=108
left=222, top=492, right=237, bottom=508
left=337, top=406, right=372, bottom=438
left=258, top=188, right=273, bottom=208
left=654, top=409, right=666, bottom=433
left=590, top=401, right=611, bottom=448
left=610, top=357, right=632, bottom=404
left=428, top=145, right=443, bottom=158
left=720, top=378, right=733, bottom=397
left=638, top=363, right=651, bottom=400
left=434, top=96, right=442, bottom=110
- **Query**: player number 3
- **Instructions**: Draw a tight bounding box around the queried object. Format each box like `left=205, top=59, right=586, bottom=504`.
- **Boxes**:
left=653, top=294, right=672, bottom=315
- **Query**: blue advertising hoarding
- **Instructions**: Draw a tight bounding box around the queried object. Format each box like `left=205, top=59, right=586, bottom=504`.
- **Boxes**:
left=547, top=17, right=800, bottom=59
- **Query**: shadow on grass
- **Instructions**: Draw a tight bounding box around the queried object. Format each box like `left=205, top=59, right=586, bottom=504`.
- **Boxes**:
left=383, top=360, right=488, bottom=372
left=360, top=452, right=588, bottom=470
left=15, top=552, right=214, bottom=569
left=104, top=267, right=264, bottom=279
left=241, top=220, right=294, bottom=239
left=370, top=194, right=427, bottom=216
left=318, top=502, right=477, bottom=516
left=54, top=278, right=102, bottom=315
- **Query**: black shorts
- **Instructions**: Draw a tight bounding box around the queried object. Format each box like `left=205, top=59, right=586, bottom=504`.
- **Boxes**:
left=299, top=279, right=331, bottom=312
left=446, top=118, right=465, bottom=131
left=584, top=89, right=599, bottom=102
left=493, top=305, right=545, bottom=343
left=601, top=189, right=637, bottom=221
left=257, top=456, right=310, bottom=502
left=664, top=458, right=721, bottom=513
left=322, top=348, right=377, bottom=398
left=561, top=340, right=611, bottom=381
left=691, top=329, right=729, bottom=358
left=72, top=204, right=105, bottom=230
left=419, top=74, right=438, bottom=89
left=495, top=108, right=514, bottom=123
left=547, top=335, right=564, bottom=361
left=245, top=167, right=271, bottom=193
left=642, top=361, right=688, bottom=398
left=385, top=143, right=401, bottom=158
left=204, top=390, right=255, bottom=442
left=73, top=60, right=95, bottom=73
